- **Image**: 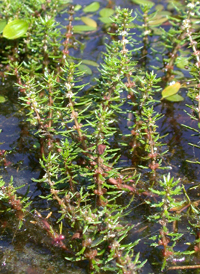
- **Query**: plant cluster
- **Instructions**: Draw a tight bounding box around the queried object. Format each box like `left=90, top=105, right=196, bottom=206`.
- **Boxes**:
left=1, top=0, right=200, bottom=273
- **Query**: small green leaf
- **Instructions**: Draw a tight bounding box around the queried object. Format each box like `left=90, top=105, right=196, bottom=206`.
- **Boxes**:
left=155, top=4, right=164, bottom=11
left=78, top=64, right=92, bottom=75
left=0, top=19, right=7, bottom=33
left=149, top=17, right=168, bottom=26
left=81, top=17, right=97, bottom=28
left=161, top=82, right=181, bottom=100
left=99, top=8, right=114, bottom=18
left=82, top=59, right=99, bottom=67
left=0, top=96, right=6, bottom=103
left=73, top=25, right=96, bottom=33
left=175, top=56, right=189, bottom=69
left=99, top=17, right=112, bottom=24
left=83, top=2, right=100, bottom=13
left=3, top=19, right=29, bottom=39
left=131, top=0, right=154, bottom=7
left=76, top=246, right=86, bottom=256
left=74, top=4, right=82, bottom=11
left=164, top=94, right=184, bottom=102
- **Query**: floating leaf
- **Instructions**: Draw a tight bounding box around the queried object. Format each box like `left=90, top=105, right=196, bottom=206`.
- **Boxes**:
left=3, top=19, right=29, bottom=39
left=149, top=17, right=168, bottom=26
left=82, top=59, right=99, bottom=67
left=74, top=4, right=82, bottom=11
left=175, top=56, right=189, bottom=69
left=99, top=8, right=114, bottom=18
left=78, top=64, right=92, bottom=75
left=0, top=19, right=7, bottom=33
left=73, top=25, right=96, bottom=33
left=161, top=82, right=181, bottom=100
left=99, top=17, right=112, bottom=24
left=164, top=94, right=184, bottom=102
left=83, top=2, right=100, bottom=13
left=0, top=95, right=6, bottom=103
left=155, top=4, right=164, bottom=11
left=131, top=0, right=154, bottom=7
left=81, top=17, right=97, bottom=28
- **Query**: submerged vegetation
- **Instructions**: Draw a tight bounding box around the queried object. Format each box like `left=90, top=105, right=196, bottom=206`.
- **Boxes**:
left=1, top=0, right=200, bottom=273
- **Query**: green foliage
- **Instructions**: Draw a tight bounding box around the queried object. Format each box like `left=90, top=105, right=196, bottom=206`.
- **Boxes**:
left=2, top=0, right=200, bottom=273
left=0, top=19, right=7, bottom=33
left=83, top=2, right=100, bottom=13
left=148, top=174, right=194, bottom=270
left=161, top=82, right=181, bottom=100
left=131, top=0, right=154, bottom=7
left=0, top=176, right=30, bottom=228
left=3, top=19, right=29, bottom=39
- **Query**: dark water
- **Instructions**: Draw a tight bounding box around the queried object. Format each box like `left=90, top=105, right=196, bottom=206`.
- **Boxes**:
left=0, top=0, right=199, bottom=273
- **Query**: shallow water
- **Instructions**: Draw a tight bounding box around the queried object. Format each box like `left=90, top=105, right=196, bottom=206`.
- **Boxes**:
left=0, top=0, right=200, bottom=273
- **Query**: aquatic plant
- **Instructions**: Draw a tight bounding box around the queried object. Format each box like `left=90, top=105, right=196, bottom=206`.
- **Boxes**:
left=1, top=0, right=200, bottom=273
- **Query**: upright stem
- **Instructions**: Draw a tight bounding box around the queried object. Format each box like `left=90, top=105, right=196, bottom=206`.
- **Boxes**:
left=48, top=87, right=53, bottom=149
